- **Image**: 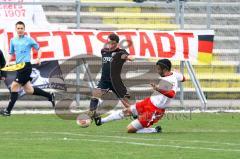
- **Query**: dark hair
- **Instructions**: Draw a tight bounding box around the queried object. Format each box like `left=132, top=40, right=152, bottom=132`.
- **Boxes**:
left=156, top=59, right=172, bottom=71
left=15, top=21, right=25, bottom=28
left=108, top=33, right=120, bottom=43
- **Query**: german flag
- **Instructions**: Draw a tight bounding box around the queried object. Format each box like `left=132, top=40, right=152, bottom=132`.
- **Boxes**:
left=198, top=35, right=214, bottom=64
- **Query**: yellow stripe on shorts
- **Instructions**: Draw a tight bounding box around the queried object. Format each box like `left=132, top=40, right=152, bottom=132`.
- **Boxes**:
left=1, top=63, right=26, bottom=71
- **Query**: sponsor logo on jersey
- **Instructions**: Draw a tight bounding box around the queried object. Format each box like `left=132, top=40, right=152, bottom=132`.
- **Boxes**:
left=103, top=57, right=112, bottom=63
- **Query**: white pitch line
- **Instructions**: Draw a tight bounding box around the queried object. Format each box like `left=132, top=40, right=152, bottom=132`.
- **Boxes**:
left=2, top=131, right=240, bottom=147
left=31, top=131, right=240, bottom=147
left=3, top=131, right=240, bottom=146
left=0, top=136, right=239, bottom=153
left=62, top=138, right=240, bottom=152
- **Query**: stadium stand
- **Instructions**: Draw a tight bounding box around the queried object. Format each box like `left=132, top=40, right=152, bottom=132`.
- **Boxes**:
left=0, top=0, right=239, bottom=110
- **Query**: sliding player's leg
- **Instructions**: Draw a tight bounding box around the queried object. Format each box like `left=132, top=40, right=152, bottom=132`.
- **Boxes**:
left=127, top=97, right=165, bottom=133
left=102, top=108, right=131, bottom=123
left=127, top=121, right=162, bottom=133
left=127, top=107, right=164, bottom=134
left=94, top=97, right=146, bottom=126
left=95, top=98, right=163, bottom=133
left=127, top=115, right=162, bottom=134
left=94, top=107, right=132, bottom=126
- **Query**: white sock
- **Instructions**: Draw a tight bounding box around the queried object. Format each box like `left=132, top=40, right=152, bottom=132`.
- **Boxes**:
left=101, top=110, right=124, bottom=123
left=136, top=128, right=157, bottom=133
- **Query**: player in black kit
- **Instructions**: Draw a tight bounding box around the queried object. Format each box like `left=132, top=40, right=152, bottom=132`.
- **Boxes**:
left=0, top=49, right=6, bottom=81
left=89, top=33, right=133, bottom=118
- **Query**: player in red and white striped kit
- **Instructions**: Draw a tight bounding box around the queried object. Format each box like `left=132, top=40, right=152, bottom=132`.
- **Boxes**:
left=94, top=59, right=185, bottom=133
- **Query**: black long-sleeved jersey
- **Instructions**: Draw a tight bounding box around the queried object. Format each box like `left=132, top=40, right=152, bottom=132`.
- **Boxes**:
left=100, top=47, right=129, bottom=81
left=0, top=50, right=6, bottom=78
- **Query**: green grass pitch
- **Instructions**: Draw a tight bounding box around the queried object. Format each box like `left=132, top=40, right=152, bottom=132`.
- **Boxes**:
left=0, top=113, right=239, bottom=159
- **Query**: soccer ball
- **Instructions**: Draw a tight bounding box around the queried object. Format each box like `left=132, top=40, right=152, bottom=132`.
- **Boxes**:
left=76, top=114, right=92, bottom=128
left=76, top=118, right=92, bottom=128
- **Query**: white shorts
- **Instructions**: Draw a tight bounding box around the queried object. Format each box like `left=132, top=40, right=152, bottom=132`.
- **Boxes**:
left=129, top=104, right=143, bottom=129
left=130, top=119, right=143, bottom=130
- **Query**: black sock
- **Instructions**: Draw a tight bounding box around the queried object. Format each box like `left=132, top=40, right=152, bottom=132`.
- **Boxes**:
left=6, top=92, right=18, bottom=113
left=33, top=87, right=51, bottom=100
left=90, top=98, right=99, bottom=111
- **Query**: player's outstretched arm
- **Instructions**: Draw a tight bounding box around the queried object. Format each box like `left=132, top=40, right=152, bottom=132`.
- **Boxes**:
left=150, top=83, right=176, bottom=98
left=121, top=54, right=134, bottom=61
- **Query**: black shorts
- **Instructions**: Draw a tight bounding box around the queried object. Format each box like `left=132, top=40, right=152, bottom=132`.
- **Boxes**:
left=97, top=80, right=130, bottom=99
left=15, top=62, right=32, bottom=86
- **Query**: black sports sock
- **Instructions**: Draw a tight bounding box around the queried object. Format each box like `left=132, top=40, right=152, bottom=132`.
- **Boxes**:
left=6, top=92, right=18, bottom=113
left=90, top=98, right=99, bottom=111
left=33, top=87, right=51, bottom=100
